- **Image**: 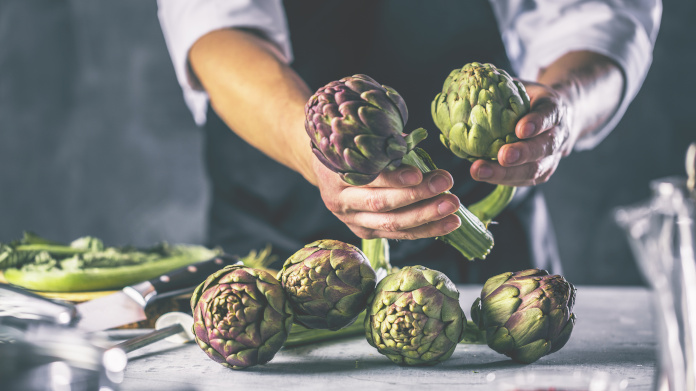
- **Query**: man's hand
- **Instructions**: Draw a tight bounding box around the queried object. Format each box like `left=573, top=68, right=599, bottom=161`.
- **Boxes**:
left=470, top=81, right=575, bottom=186
left=313, top=159, right=463, bottom=240
left=470, top=50, right=624, bottom=187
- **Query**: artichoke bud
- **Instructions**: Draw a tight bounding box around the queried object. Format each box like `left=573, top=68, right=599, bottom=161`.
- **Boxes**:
left=432, top=62, right=530, bottom=162
left=190, top=265, right=294, bottom=369
left=364, top=266, right=465, bottom=366
left=472, top=268, right=577, bottom=364
left=306, top=74, right=423, bottom=186
left=278, top=239, right=377, bottom=331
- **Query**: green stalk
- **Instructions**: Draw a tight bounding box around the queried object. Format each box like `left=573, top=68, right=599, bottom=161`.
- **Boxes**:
left=361, top=238, right=391, bottom=282
left=402, top=147, right=494, bottom=260
left=468, top=185, right=516, bottom=228
left=459, top=320, right=487, bottom=344
left=284, top=311, right=366, bottom=348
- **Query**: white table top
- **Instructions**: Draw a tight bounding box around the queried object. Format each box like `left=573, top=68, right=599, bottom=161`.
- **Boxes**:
left=118, top=285, right=657, bottom=391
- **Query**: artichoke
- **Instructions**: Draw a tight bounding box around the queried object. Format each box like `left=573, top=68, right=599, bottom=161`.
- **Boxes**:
left=190, top=265, right=293, bottom=369
left=432, top=62, right=530, bottom=161
left=305, top=74, right=424, bottom=186
left=278, top=239, right=376, bottom=330
left=431, top=62, right=530, bottom=227
left=471, top=269, right=576, bottom=364
left=364, top=265, right=465, bottom=366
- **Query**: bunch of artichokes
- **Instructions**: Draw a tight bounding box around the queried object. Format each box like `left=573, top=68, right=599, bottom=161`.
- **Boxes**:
left=305, top=74, right=494, bottom=260
left=190, top=264, right=294, bottom=369
left=364, top=265, right=465, bottom=366
left=470, top=269, right=576, bottom=364
left=432, top=62, right=530, bottom=227
left=277, top=239, right=377, bottom=330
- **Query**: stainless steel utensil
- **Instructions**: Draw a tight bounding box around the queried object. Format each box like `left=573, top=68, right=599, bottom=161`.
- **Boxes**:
left=615, top=142, right=696, bottom=391
left=112, top=312, right=194, bottom=353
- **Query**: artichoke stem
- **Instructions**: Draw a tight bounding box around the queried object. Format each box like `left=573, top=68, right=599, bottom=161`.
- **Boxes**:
left=468, top=185, right=516, bottom=228
left=402, top=147, right=494, bottom=260
left=284, top=311, right=366, bottom=347
left=361, top=238, right=391, bottom=281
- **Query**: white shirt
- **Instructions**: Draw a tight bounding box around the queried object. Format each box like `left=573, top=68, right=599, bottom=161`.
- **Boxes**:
left=157, top=0, right=661, bottom=150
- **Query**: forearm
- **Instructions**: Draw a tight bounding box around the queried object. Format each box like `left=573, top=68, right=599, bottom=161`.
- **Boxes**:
left=189, top=28, right=317, bottom=184
left=536, top=50, right=625, bottom=143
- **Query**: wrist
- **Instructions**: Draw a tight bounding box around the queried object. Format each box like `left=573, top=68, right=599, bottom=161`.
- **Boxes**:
left=537, top=50, right=624, bottom=143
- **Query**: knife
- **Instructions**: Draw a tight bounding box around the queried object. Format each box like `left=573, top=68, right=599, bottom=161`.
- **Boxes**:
left=75, top=254, right=240, bottom=331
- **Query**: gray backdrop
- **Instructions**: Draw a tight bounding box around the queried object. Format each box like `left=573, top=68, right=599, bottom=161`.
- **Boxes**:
left=0, top=0, right=693, bottom=285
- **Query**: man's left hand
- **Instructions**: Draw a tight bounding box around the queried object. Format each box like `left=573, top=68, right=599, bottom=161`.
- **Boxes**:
left=470, top=81, right=577, bottom=187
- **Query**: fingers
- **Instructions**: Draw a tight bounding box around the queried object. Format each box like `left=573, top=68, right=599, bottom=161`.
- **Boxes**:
left=318, top=164, right=462, bottom=241
left=497, top=129, right=568, bottom=167
left=363, top=164, right=422, bottom=188
left=515, top=86, right=564, bottom=140
left=470, top=156, right=560, bottom=187
left=347, top=213, right=462, bottom=241
left=347, top=192, right=461, bottom=232
left=337, top=168, right=454, bottom=213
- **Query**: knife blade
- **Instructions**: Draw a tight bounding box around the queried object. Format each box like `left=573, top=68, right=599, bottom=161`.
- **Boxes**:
left=75, top=254, right=239, bottom=331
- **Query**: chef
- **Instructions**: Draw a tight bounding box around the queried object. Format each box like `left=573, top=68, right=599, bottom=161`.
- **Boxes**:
left=156, top=0, right=661, bottom=282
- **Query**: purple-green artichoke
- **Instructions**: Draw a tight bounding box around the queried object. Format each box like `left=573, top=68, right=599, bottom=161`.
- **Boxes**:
left=471, top=269, right=576, bottom=364
left=278, top=239, right=376, bottom=330
left=364, top=265, right=465, bottom=366
left=432, top=62, right=530, bottom=161
left=191, top=265, right=293, bottom=369
left=305, top=74, right=425, bottom=186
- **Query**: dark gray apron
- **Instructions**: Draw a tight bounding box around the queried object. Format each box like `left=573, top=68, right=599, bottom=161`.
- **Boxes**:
left=203, top=0, right=562, bottom=282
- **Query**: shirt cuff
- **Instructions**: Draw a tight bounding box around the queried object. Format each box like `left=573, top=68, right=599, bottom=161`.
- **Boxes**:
left=516, top=9, right=656, bottom=150
left=157, top=0, right=292, bottom=125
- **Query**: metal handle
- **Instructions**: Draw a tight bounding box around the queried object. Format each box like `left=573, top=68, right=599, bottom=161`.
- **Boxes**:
left=112, top=323, right=184, bottom=353
left=0, top=283, right=77, bottom=326
left=111, top=312, right=194, bottom=353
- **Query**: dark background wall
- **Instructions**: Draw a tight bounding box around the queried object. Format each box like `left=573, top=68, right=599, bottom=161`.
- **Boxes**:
left=0, top=0, right=692, bottom=285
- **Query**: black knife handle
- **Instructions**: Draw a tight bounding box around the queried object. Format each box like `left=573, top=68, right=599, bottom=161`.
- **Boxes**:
left=148, top=254, right=240, bottom=300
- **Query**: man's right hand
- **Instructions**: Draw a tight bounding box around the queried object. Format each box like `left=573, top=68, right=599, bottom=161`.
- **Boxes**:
left=313, top=158, right=463, bottom=240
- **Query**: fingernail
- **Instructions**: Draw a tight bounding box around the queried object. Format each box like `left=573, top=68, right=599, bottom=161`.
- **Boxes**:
left=438, top=201, right=457, bottom=216
left=428, top=174, right=450, bottom=193
left=445, top=220, right=461, bottom=233
left=522, top=122, right=536, bottom=138
left=505, top=148, right=520, bottom=164
left=477, top=165, right=493, bottom=179
left=399, top=170, right=420, bottom=186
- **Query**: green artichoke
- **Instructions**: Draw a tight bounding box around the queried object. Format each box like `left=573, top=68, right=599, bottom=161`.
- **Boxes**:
left=305, top=74, right=426, bottom=186
left=278, top=239, right=376, bottom=330
left=191, top=265, right=293, bottom=369
left=471, top=269, right=576, bottom=364
left=432, top=62, right=530, bottom=161
left=364, top=265, right=465, bottom=366
left=431, top=62, right=530, bottom=227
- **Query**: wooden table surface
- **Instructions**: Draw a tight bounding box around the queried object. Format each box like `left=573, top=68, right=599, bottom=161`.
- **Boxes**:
left=118, top=285, right=658, bottom=391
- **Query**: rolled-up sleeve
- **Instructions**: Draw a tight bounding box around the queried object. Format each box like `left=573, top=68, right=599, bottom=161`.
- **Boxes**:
left=157, top=0, right=292, bottom=125
left=489, top=0, right=662, bottom=150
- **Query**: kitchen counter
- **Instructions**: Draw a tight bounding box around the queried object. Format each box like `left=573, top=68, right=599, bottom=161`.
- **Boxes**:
left=118, top=286, right=657, bottom=391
